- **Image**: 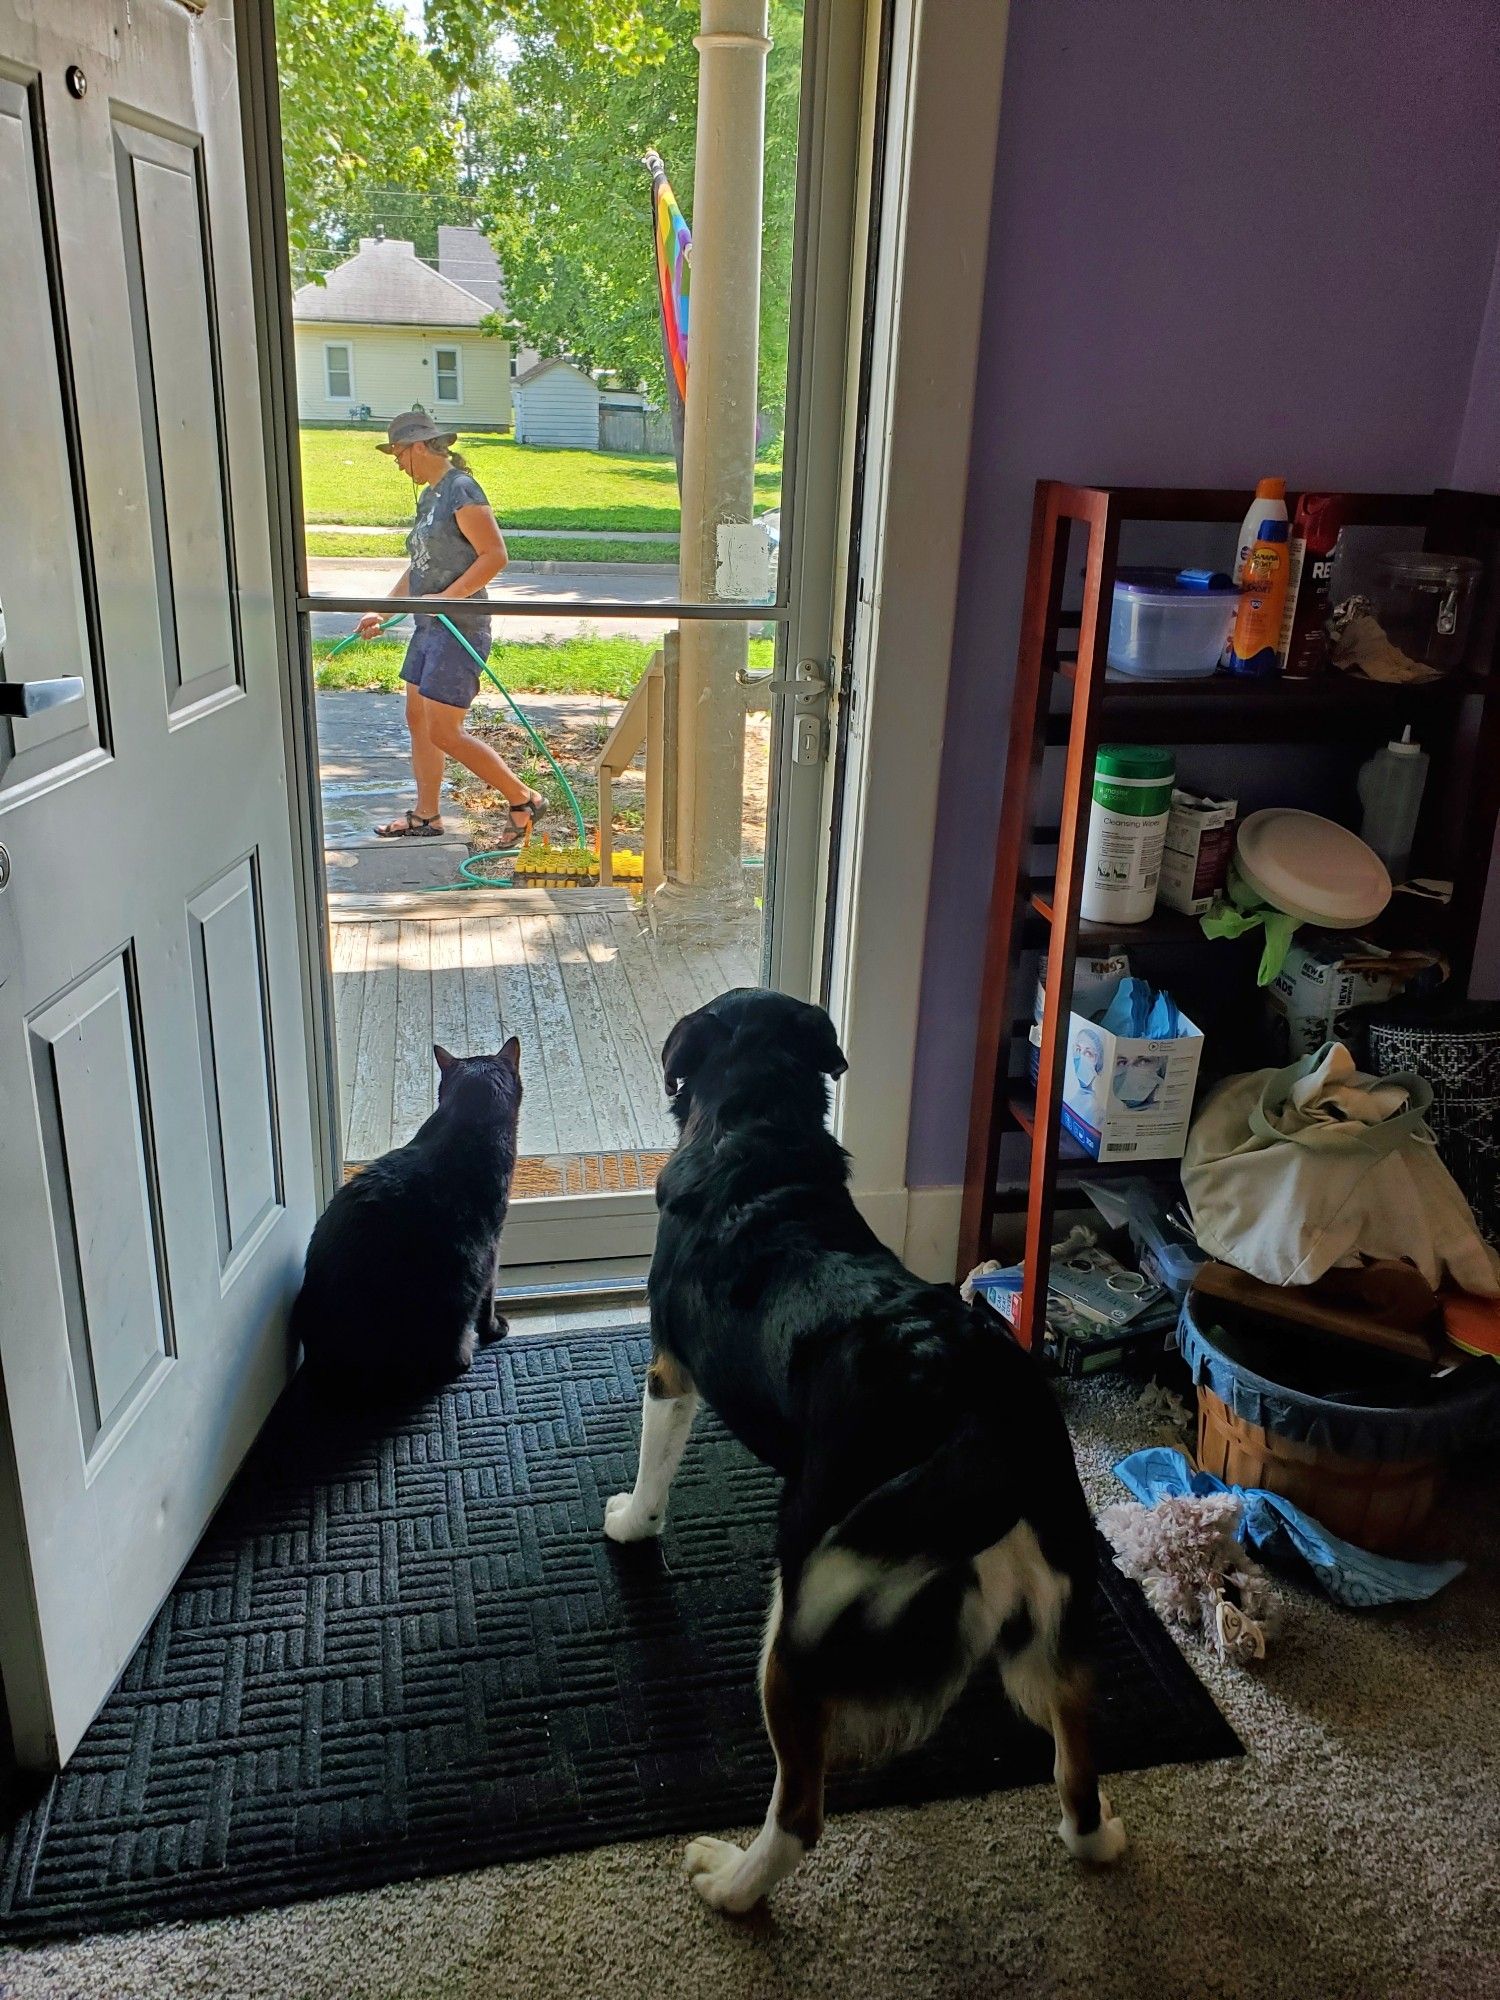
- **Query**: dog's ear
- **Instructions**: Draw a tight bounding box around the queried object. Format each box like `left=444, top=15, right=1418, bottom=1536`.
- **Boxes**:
left=792, top=1001, right=848, bottom=1079
left=662, top=1009, right=732, bottom=1097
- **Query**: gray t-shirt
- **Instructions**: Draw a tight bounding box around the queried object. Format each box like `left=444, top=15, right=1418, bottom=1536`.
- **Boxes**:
left=407, top=468, right=491, bottom=602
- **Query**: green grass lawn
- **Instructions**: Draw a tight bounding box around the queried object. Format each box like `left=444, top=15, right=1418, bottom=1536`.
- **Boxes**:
left=314, top=633, right=775, bottom=700
left=304, top=529, right=679, bottom=565
left=301, top=427, right=782, bottom=533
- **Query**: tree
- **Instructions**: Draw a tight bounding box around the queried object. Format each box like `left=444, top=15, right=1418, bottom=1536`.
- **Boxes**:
left=434, top=0, right=804, bottom=412
left=276, top=0, right=462, bottom=285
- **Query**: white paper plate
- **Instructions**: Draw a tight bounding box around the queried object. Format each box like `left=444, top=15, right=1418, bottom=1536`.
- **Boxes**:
left=1234, top=809, right=1392, bottom=927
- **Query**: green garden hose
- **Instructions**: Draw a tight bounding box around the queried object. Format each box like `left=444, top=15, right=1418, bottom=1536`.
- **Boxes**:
left=323, top=611, right=590, bottom=881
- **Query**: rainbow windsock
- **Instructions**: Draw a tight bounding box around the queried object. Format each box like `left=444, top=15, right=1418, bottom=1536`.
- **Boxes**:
left=645, top=149, right=690, bottom=483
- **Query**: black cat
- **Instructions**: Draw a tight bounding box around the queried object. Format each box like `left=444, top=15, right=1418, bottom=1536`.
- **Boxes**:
left=291, top=1040, right=523, bottom=1402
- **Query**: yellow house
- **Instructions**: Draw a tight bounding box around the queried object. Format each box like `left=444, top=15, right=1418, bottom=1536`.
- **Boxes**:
left=291, top=235, right=513, bottom=430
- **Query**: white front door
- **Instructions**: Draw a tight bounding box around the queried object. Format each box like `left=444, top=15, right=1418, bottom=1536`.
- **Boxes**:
left=0, top=0, right=320, bottom=1767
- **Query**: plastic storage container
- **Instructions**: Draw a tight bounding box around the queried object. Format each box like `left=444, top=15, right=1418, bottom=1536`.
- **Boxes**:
left=1123, top=1180, right=1208, bottom=1302
left=1372, top=551, right=1481, bottom=673
left=1107, top=568, right=1238, bottom=680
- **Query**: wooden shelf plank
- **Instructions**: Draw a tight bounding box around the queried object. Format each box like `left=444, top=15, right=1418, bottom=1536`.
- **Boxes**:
left=1005, top=1091, right=1184, bottom=1179
left=1028, top=885, right=1205, bottom=949
left=1046, top=672, right=1477, bottom=746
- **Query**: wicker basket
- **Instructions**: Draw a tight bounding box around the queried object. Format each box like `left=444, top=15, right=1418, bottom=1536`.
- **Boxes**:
left=1196, top=1385, right=1440, bottom=1555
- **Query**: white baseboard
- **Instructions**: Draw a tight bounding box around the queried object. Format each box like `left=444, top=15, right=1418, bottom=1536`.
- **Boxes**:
left=819, top=1183, right=965, bottom=1282
left=903, top=1184, right=963, bottom=1283
left=851, top=1186, right=909, bottom=1255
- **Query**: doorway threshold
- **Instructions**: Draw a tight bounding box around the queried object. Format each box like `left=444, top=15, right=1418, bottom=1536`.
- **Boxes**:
left=496, top=1257, right=651, bottom=1310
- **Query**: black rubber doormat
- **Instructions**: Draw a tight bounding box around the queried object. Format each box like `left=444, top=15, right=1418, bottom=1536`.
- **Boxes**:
left=0, top=1327, right=1239, bottom=1942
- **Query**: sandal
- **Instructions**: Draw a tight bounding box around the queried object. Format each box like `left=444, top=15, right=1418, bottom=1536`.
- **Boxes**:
left=375, top=808, right=446, bottom=839
left=490, top=791, right=547, bottom=852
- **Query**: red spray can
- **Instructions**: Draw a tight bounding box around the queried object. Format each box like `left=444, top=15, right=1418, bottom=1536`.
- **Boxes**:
left=1280, top=492, right=1350, bottom=678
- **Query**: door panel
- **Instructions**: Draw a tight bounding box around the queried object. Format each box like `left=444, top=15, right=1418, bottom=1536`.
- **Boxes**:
left=0, top=0, right=319, bottom=1768
left=114, top=115, right=242, bottom=717
left=0, top=67, right=105, bottom=792
left=28, top=951, right=173, bottom=1455
left=187, top=855, right=283, bottom=1274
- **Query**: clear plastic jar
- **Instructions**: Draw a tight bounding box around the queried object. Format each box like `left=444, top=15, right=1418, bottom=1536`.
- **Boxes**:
left=1372, top=551, right=1482, bottom=672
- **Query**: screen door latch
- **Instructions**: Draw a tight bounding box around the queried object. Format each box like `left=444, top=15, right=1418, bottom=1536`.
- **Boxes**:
left=735, top=657, right=831, bottom=764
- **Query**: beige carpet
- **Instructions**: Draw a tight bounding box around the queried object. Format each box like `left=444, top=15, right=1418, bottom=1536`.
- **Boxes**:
left=3, top=1372, right=1497, bottom=2000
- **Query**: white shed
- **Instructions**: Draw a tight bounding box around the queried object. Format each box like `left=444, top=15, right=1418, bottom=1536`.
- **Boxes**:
left=512, top=357, right=600, bottom=449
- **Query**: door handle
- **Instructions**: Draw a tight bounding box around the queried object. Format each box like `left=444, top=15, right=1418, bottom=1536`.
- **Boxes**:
left=734, top=658, right=830, bottom=696
left=0, top=678, right=86, bottom=718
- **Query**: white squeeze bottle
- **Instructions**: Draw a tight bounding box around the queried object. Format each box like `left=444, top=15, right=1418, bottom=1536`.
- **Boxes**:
left=1356, top=726, right=1429, bottom=883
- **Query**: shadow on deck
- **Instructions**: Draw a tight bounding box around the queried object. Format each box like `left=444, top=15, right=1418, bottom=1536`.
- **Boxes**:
left=330, top=886, right=758, bottom=1193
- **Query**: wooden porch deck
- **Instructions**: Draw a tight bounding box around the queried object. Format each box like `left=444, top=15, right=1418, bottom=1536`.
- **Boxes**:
left=330, top=888, right=759, bottom=1181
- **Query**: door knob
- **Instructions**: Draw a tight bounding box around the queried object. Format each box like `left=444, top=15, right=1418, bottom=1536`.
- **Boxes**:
left=0, top=678, right=86, bottom=718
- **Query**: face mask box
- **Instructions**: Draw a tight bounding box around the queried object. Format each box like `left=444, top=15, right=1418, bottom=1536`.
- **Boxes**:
left=1264, top=933, right=1402, bottom=1060
left=1031, top=973, right=1203, bottom=1161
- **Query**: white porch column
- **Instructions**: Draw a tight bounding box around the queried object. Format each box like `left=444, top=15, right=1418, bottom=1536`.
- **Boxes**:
left=653, top=0, right=770, bottom=943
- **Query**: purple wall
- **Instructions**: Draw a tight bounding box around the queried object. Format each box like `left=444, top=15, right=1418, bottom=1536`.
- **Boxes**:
left=908, top=0, right=1500, bottom=1188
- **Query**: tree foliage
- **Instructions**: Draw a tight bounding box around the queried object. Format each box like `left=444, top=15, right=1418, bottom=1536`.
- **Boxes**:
left=277, top=0, right=803, bottom=410
left=435, top=0, right=803, bottom=409
left=276, top=0, right=462, bottom=283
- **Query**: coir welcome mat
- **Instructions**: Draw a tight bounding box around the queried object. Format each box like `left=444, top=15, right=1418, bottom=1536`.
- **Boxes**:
left=0, top=1327, right=1239, bottom=1942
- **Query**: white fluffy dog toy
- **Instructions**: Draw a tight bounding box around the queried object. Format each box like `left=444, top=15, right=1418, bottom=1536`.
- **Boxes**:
left=1099, top=1489, right=1279, bottom=1666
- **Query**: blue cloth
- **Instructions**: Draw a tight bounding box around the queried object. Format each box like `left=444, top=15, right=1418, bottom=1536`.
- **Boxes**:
left=1113, top=1446, right=1465, bottom=1606
left=400, top=615, right=489, bottom=710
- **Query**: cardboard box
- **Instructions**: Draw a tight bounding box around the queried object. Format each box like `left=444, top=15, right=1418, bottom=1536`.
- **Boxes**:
left=1030, top=976, right=1204, bottom=1162
left=1158, top=790, right=1238, bottom=915
left=1265, top=933, right=1403, bottom=1060
left=1029, top=956, right=1129, bottom=1097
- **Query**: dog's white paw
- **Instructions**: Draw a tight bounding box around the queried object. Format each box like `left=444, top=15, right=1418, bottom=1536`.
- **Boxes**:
left=685, top=1836, right=759, bottom=1913
left=603, top=1492, right=664, bottom=1543
left=1059, top=1791, right=1127, bottom=1864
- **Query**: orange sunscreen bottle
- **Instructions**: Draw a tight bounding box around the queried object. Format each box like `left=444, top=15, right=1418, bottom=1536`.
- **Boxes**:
left=1228, top=517, right=1290, bottom=677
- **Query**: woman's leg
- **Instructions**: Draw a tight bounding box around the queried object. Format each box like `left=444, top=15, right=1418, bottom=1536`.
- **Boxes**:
left=407, top=681, right=448, bottom=819
left=419, top=692, right=536, bottom=810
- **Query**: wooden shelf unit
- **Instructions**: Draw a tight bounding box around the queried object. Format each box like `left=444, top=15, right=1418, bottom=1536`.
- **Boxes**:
left=959, top=481, right=1500, bottom=1349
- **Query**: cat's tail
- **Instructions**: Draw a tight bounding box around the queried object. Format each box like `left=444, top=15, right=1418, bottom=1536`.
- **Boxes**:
left=286, top=1282, right=334, bottom=1402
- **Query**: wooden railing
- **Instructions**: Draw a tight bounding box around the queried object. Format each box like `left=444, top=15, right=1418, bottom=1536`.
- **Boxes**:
left=595, top=640, right=670, bottom=889
left=594, top=629, right=772, bottom=893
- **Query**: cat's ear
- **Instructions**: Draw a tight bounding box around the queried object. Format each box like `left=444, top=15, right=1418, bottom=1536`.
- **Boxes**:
left=498, top=1036, right=521, bottom=1072
left=433, top=1043, right=458, bottom=1075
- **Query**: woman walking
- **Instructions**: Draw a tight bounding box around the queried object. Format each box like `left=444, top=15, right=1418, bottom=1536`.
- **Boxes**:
left=362, top=411, right=546, bottom=848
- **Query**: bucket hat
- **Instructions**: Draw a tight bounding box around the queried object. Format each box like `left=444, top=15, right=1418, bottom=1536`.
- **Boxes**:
left=378, top=410, right=459, bottom=454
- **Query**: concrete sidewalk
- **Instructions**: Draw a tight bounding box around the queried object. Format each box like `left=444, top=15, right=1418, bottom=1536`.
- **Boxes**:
left=317, top=686, right=623, bottom=895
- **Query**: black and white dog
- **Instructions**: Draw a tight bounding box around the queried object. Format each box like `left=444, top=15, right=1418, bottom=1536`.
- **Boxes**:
left=603, top=989, right=1127, bottom=1912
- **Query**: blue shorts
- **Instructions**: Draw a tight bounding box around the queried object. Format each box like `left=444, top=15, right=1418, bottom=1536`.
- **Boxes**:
left=400, top=613, right=491, bottom=710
